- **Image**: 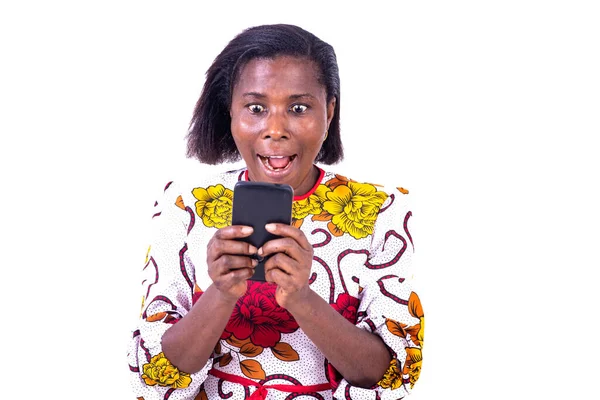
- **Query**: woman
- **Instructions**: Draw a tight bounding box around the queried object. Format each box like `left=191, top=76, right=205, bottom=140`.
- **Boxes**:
left=128, top=24, right=424, bottom=400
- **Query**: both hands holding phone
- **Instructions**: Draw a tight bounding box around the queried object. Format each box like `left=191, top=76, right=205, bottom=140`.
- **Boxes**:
left=206, top=182, right=313, bottom=309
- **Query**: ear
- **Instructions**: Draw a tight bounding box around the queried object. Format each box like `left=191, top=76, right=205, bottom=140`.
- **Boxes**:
left=326, top=97, right=336, bottom=129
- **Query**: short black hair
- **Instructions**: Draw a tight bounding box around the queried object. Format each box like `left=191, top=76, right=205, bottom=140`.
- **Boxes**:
left=186, top=24, right=343, bottom=165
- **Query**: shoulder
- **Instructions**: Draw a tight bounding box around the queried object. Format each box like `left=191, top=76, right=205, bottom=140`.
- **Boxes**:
left=166, top=167, right=245, bottom=200
left=154, top=167, right=246, bottom=213
left=314, top=170, right=411, bottom=239
left=319, top=170, right=411, bottom=209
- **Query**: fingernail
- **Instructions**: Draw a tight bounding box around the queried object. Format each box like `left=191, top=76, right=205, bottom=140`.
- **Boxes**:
left=265, top=223, right=275, bottom=231
left=258, top=247, right=263, bottom=256
left=252, top=259, right=258, bottom=267
left=241, top=226, right=253, bottom=234
left=248, top=245, right=257, bottom=254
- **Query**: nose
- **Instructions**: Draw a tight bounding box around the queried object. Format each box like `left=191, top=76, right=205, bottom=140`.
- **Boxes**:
left=262, top=109, right=289, bottom=140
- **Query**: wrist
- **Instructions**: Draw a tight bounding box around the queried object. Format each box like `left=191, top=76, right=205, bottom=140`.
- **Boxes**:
left=283, top=286, right=315, bottom=316
left=206, top=284, right=241, bottom=307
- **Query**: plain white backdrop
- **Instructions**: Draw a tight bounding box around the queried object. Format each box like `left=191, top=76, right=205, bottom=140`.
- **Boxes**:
left=1, top=1, right=599, bottom=399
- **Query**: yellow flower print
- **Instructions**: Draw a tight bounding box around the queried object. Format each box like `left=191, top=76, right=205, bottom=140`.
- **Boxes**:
left=292, top=194, right=323, bottom=220
left=403, top=348, right=423, bottom=388
left=322, top=182, right=388, bottom=239
left=378, top=359, right=403, bottom=390
left=192, top=184, right=233, bottom=228
left=144, top=246, right=151, bottom=264
left=141, top=353, right=192, bottom=389
left=309, top=184, right=334, bottom=222
left=292, top=185, right=330, bottom=228
left=139, top=296, right=145, bottom=318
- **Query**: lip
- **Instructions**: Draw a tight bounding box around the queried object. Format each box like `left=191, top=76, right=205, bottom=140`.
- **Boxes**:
left=256, top=154, right=297, bottom=180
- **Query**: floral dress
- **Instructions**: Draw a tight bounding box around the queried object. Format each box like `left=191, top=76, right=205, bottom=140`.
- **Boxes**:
left=128, top=167, right=424, bottom=400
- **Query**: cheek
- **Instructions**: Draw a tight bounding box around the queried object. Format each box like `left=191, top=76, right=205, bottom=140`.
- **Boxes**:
left=296, top=120, right=326, bottom=147
left=289, top=118, right=321, bottom=138
left=232, top=113, right=264, bottom=136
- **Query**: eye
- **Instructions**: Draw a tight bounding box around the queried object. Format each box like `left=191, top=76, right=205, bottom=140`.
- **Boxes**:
left=248, top=104, right=265, bottom=113
left=290, top=104, right=308, bottom=113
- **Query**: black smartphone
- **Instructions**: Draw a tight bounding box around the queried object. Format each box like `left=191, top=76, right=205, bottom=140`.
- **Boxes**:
left=231, top=181, right=294, bottom=281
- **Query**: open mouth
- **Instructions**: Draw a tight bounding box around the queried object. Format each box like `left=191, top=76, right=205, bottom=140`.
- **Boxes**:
left=258, top=154, right=297, bottom=172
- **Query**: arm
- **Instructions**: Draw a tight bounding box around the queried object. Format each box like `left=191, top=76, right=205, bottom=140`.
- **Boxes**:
left=262, top=186, right=424, bottom=398
left=285, top=288, right=391, bottom=387
left=261, top=224, right=389, bottom=388
left=162, top=225, right=259, bottom=373
left=338, top=188, right=424, bottom=398
left=127, top=181, right=212, bottom=399
left=161, top=284, right=237, bottom=373
left=127, top=183, right=258, bottom=399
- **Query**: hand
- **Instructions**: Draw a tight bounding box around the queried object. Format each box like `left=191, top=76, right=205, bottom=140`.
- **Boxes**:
left=260, top=223, right=313, bottom=309
left=207, top=225, right=258, bottom=302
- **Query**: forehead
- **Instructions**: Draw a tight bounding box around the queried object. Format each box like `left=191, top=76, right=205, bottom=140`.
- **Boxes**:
left=233, top=56, right=325, bottom=98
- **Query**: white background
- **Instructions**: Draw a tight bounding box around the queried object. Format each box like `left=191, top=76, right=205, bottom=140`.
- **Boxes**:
left=1, top=1, right=599, bottom=399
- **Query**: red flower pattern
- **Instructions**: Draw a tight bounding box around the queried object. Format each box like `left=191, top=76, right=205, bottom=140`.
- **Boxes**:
left=221, top=281, right=299, bottom=348
left=331, top=293, right=359, bottom=324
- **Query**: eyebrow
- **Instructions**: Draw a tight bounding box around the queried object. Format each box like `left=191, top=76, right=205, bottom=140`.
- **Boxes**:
left=289, top=93, right=316, bottom=100
left=242, top=92, right=266, bottom=99
left=241, top=92, right=316, bottom=100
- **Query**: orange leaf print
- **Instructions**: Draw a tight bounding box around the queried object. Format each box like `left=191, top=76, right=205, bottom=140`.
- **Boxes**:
left=397, top=187, right=409, bottom=195
left=175, top=195, right=186, bottom=210
left=326, top=174, right=352, bottom=189
left=146, top=312, right=167, bottom=322
left=163, top=314, right=177, bottom=324
left=214, top=341, right=222, bottom=355
left=194, top=283, right=203, bottom=295
left=194, top=390, right=208, bottom=400
left=408, top=292, right=424, bottom=319
left=219, top=353, right=232, bottom=367
left=226, top=335, right=251, bottom=347
left=291, top=219, right=304, bottom=229
left=311, top=212, right=332, bottom=222
left=240, top=360, right=266, bottom=380
left=327, top=221, right=345, bottom=237
left=271, top=342, right=300, bottom=362
left=405, top=324, right=422, bottom=347
left=240, top=343, right=264, bottom=357
left=386, top=318, right=407, bottom=338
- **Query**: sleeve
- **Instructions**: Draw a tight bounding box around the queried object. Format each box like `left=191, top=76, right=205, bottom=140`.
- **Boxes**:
left=332, top=188, right=424, bottom=400
left=127, top=181, right=212, bottom=400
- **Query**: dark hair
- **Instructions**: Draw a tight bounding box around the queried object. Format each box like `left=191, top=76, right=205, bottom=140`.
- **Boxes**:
left=186, top=24, right=343, bottom=165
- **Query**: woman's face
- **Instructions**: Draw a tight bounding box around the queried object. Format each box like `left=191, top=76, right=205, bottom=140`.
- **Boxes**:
left=230, top=56, right=335, bottom=196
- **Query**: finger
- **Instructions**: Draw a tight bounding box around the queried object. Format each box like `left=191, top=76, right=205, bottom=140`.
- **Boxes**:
left=214, top=225, right=254, bottom=240
left=264, top=253, right=298, bottom=277
left=265, top=223, right=312, bottom=251
left=212, top=255, right=258, bottom=274
left=259, top=237, right=299, bottom=259
left=265, top=261, right=309, bottom=289
left=208, top=237, right=257, bottom=261
left=224, top=267, right=255, bottom=282
left=265, top=265, right=292, bottom=285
